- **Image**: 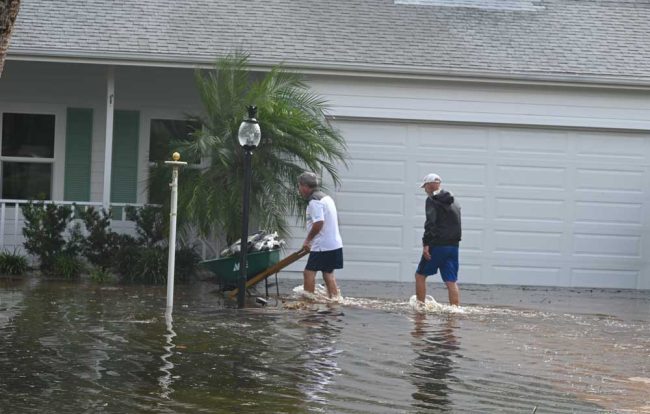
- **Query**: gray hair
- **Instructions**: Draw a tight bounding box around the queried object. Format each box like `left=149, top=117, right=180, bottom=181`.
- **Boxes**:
left=298, top=171, right=319, bottom=189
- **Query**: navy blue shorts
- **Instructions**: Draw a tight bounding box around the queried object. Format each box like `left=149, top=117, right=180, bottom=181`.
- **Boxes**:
left=416, top=245, right=459, bottom=282
left=305, top=248, right=343, bottom=273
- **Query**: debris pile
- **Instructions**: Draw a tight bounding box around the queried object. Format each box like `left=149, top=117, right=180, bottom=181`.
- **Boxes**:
left=219, top=230, right=285, bottom=257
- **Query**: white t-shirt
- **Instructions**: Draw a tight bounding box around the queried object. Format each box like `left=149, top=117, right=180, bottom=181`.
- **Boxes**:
left=306, top=195, right=343, bottom=252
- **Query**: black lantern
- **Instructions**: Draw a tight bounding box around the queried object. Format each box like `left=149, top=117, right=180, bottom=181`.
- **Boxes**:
left=237, top=106, right=261, bottom=308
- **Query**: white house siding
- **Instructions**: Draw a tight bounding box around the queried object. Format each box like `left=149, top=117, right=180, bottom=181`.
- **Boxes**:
left=284, top=77, right=650, bottom=290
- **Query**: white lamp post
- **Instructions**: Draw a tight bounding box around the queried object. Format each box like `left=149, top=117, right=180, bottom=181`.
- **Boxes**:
left=165, top=152, right=187, bottom=314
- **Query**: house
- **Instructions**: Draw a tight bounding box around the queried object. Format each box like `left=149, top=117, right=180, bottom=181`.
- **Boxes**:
left=1, top=0, right=649, bottom=288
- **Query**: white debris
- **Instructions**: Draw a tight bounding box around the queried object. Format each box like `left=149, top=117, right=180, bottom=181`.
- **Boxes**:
left=220, top=230, right=285, bottom=257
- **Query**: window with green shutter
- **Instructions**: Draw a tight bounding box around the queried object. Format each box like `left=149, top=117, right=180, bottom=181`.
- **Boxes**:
left=64, top=108, right=93, bottom=201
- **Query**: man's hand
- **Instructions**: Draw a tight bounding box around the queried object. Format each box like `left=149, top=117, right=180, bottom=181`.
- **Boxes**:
left=422, top=245, right=431, bottom=261
left=302, top=240, right=312, bottom=252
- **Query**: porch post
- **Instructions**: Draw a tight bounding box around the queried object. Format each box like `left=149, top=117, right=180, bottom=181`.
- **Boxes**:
left=102, top=66, right=115, bottom=210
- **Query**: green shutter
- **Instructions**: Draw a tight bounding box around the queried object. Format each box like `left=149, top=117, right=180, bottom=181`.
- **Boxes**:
left=111, top=110, right=139, bottom=204
left=64, top=108, right=93, bottom=201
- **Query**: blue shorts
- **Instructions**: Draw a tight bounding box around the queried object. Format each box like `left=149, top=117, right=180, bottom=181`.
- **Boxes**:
left=305, top=248, right=343, bottom=273
left=416, top=245, right=459, bottom=282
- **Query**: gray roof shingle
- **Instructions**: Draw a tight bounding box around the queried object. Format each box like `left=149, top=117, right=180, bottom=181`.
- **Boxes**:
left=7, top=0, right=650, bottom=83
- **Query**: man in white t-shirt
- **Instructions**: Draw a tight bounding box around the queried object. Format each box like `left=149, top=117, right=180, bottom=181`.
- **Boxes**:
left=298, top=171, right=343, bottom=298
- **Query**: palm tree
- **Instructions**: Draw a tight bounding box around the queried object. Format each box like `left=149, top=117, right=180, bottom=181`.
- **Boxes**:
left=154, top=53, right=347, bottom=245
left=0, top=0, right=21, bottom=78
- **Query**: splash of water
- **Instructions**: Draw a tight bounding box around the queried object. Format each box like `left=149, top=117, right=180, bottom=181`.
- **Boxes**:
left=408, top=295, right=465, bottom=314
left=287, top=285, right=466, bottom=314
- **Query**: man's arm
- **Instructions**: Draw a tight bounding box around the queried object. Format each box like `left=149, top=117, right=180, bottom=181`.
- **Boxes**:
left=303, top=220, right=323, bottom=251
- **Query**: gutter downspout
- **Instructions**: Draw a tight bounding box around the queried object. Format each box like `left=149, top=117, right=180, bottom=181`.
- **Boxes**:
left=102, top=66, right=115, bottom=210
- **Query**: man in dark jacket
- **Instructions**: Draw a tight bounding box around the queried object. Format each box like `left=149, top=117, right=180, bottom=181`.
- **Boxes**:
left=415, top=173, right=461, bottom=306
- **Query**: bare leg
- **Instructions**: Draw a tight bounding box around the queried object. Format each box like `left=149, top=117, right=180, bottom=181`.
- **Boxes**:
left=303, top=269, right=317, bottom=294
left=322, top=271, right=339, bottom=298
left=446, top=281, right=460, bottom=306
left=415, top=273, right=427, bottom=302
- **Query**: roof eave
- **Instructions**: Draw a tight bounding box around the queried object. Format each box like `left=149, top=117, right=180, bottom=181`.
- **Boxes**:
left=7, top=49, right=650, bottom=90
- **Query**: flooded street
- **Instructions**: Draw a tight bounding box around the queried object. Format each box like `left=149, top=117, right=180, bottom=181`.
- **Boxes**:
left=1, top=277, right=648, bottom=413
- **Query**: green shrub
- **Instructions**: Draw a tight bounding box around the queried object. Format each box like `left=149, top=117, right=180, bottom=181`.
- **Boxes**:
left=89, top=267, right=114, bottom=284
left=51, top=255, right=84, bottom=279
left=175, top=245, right=201, bottom=282
left=116, top=245, right=201, bottom=284
left=0, top=250, right=29, bottom=275
left=21, top=202, right=73, bottom=272
left=126, top=205, right=166, bottom=247
left=133, top=246, right=167, bottom=284
left=80, top=207, right=122, bottom=271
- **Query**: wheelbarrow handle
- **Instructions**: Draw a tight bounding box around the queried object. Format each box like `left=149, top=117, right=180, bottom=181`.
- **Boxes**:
left=228, top=248, right=308, bottom=299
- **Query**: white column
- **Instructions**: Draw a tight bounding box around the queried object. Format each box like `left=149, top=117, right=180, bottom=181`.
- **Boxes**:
left=102, top=66, right=115, bottom=210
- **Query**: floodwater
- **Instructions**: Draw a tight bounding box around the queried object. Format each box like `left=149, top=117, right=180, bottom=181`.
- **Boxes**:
left=1, top=277, right=648, bottom=413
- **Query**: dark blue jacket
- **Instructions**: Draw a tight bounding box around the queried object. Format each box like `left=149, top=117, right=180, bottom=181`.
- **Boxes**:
left=422, top=190, right=461, bottom=246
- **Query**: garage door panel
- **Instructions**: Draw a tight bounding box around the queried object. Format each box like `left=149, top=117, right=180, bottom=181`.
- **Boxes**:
left=497, top=165, right=566, bottom=189
left=493, top=220, right=566, bottom=233
left=494, top=230, right=563, bottom=254
left=342, top=260, right=403, bottom=281
left=341, top=158, right=406, bottom=183
left=574, top=201, right=644, bottom=225
left=417, top=124, right=489, bottom=151
left=490, top=265, right=563, bottom=287
left=341, top=224, right=403, bottom=248
left=337, top=191, right=404, bottom=216
left=575, top=190, right=646, bottom=204
left=575, top=168, right=645, bottom=193
left=336, top=120, right=408, bottom=149
left=495, top=198, right=565, bottom=222
left=576, top=132, right=647, bottom=161
left=573, top=234, right=641, bottom=258
left=573, top=223, right=643, bottom=237
left=496, top=129, right=569, bottom=155
left=570, top=269, right=638, bottom=289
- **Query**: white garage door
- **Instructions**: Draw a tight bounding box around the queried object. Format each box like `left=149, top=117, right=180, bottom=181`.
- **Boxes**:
left=327, top=120, right=650, bottom=289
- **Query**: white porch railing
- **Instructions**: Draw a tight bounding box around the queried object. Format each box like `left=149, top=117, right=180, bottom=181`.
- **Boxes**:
left=0, top=199, right=219, bottom=260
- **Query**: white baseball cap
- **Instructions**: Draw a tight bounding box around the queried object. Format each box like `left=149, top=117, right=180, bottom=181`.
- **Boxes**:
left=420, top=173, right=441, bottom=188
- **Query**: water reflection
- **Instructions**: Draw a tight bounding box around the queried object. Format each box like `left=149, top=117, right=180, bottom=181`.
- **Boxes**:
left=410, top=313, right=459, bottom=411
left=296, top=306, right=343, bottom=408
left=158, top=310, right=177, bottom=399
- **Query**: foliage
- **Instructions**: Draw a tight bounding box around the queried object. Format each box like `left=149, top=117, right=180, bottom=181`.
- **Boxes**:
left=80, top=207, right=122, bottom=271
left=51, top=254, right=83, bottom=279
left=125, top=205, right=166, bottom=247
left=116, top=244, right=201, bottom=285
left=64, top=221, right=86, bottom=257
left=0, top=250, right=28, bottom=275
left=21, top=202, right=73, bottom=272
left=118, top=246, right=167, bottom=284
left=89, top=267, right=114, bottom=284
left=19, top=203, right=202, bottom=284
left=0, top=0, right=21, bottom=78
left=149, top=53, right=347, bottom=244
left=175, top=245, right=201, bottom=282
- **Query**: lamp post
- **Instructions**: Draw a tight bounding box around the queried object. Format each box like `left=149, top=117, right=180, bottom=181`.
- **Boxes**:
left=237, top=106, right=261, bottom=308
left=164, top=152, right=187, bottom=314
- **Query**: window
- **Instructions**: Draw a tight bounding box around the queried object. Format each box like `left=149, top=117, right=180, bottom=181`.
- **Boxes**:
left=1, top=113, right=55, bottom=199
left=149, top=119, right=200, bottom=163
left=148, top=119, right=200, bottom=204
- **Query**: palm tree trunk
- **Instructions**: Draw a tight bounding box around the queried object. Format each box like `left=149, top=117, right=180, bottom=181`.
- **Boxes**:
left=0, top=0, right=21, bottom=78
